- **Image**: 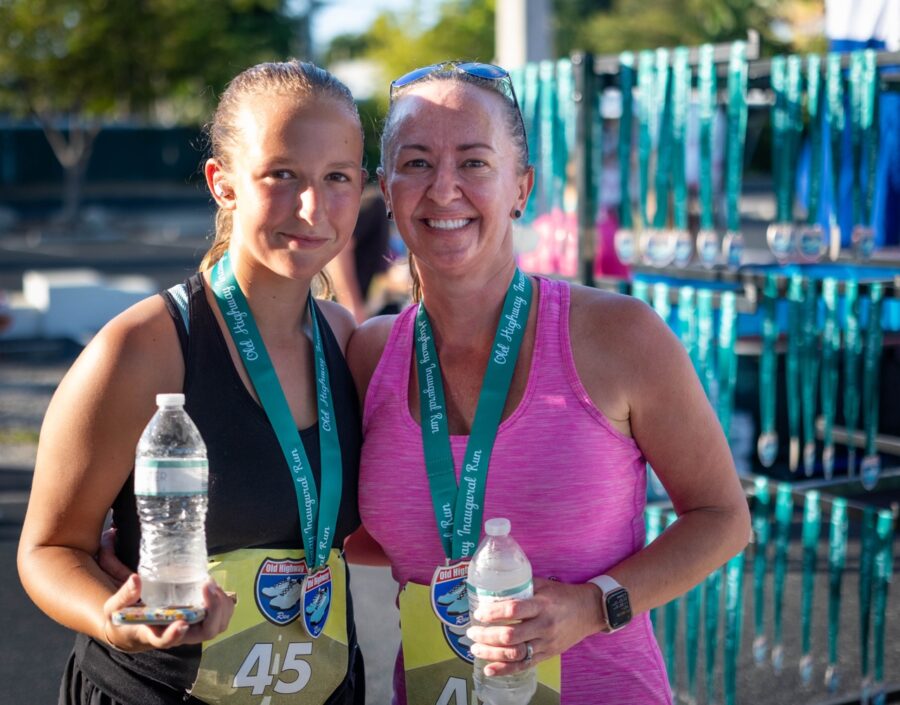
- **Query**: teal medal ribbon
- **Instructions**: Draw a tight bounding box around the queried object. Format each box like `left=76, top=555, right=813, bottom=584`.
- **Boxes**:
left=704, top=567, right=722, bottom=701
left=723, top=551, right=745, bottom=705
left=642, top=48, right=676, bottom=267
left=631, top=279, right=649, bottom=305
left=826, top=53, right=845, bottom=258
left=696, top=289, right=715, bottom=398
left=871, top=510, right=895, bottom=703
left=799, top=490, right=821, bottom=685
left=752, top=477, right=771, bottom=664
left=758, top=273, right=779, bottom=467
left=800, top=277, right=821, bottom=475
left=825, top=498, right=848, bottom=693
left=850, top=50, right=878, bottom=259
left=677, top=287, right=697, bottom=370
left=716, top=291, right=738, bottom=441
left=210, top=253, right=342, bottom=633
left=820, top=278, right=840, bottom=478
left=521, top=63, right=541, bottom=223
left=860, top=282, right=883, bottom=489
left=786, top=274, right=804, bottom=472
left=723, top=41, right=748, bottom=268
left=696, top=44, right=719, bottom=268
left=842, top=279, right=861, bottom=474
left=797, top=54, right=827, bottom=261
left=416, top=269, right=532, bottom=563
left=766, top=56, right=796, bottom=262
left=771, top=483, right=793, bottom=673
left=671, top=47, right=692, bottom=267
left=684, top=576, right=702, bottom=701
left=615, top=52, right=637, bottom=264
left=663, top=510, right=679, bottom=687
left=539, top=60, right=557, bottom=219
left=637, top=50, right=655, bottom=239
left=858, top=506, right=876, bottom=696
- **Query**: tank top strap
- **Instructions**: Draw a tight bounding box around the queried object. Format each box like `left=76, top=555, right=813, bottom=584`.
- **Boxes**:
left=530, top=276, right=569, bottom=381
left=362, top=304, right=418, bottom=431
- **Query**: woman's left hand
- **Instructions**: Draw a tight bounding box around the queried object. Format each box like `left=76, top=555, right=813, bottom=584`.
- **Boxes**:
left=465, top=577, right=602, bottom=676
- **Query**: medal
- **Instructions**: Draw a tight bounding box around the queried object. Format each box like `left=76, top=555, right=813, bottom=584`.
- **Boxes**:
left=430, top=560, right=471, bottom=628
left=301, top=565, right=332, bottom=638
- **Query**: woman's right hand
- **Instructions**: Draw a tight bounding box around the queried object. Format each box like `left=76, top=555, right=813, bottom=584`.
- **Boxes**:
left=102, top=574, right=235, bottom=653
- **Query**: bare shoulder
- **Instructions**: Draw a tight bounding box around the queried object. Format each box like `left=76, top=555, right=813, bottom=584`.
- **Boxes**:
left=346, top=313, right=399, bottom=401
left=315, top=298, right=357, bottom=352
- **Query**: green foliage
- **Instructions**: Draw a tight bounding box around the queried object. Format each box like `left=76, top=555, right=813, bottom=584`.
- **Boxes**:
left=0, top=0, right=302, bottom=124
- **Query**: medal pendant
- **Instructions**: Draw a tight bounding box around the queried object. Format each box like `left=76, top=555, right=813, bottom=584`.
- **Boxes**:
left=641, top=228, right=676, bottom=267
left=757, top=431, right=779, bottom=468
left=614, top=228, right=636, bottom=264
left=672, top=229, right=693, bottom=267
left=696, top=229, right=720, bottom=268
left=852, top=225, right=875, bottom=260
left=430, top=560, right=470, bottom=628
left=723, top=230, right=744, bottom=269
left=796, top=223, right=826, bottom=262
left=766, top=222, right=795, bottom=263
left=301, top=565, right=333, bottom=638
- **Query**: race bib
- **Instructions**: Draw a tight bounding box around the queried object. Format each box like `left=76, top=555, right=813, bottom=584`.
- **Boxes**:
left=399, top=581, right=561, bottom=705
left=190, top=548, right=349, bottom=704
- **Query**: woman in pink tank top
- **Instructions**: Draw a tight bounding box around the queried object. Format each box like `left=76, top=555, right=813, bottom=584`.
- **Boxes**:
left=346, top=62, right=750, bottom=705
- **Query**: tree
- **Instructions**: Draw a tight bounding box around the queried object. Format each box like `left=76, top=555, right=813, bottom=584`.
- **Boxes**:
left=0, top=0, right=303, bottom=225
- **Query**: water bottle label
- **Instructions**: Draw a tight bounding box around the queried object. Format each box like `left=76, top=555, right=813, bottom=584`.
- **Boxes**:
left=135, top=459, right=208, bottom=496
left=467, top=579, right=533, bottom=601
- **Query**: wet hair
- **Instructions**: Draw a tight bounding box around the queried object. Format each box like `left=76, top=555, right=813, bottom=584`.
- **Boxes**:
left=380, top=68, right=530, bottom=301
left=199, top=60, right=362, bottom=294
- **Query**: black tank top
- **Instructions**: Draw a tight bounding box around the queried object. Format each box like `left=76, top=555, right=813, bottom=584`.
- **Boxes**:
left=73, top=273, right=363, bottom=704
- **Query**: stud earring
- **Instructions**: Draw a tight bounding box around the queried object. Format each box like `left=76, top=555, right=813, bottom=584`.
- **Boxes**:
left=512, top=209, right=522, bottom=219
left=214, top=184, right=225, bottom=197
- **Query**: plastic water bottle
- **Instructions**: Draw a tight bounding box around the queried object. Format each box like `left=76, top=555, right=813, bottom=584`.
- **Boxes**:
left=134, top=393, right=208, bottom=608
left=467, top=518, right=537, bottom=705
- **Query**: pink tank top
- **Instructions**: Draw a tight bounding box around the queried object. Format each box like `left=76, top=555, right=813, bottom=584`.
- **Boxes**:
left=360, top=277, right=671, bottom=705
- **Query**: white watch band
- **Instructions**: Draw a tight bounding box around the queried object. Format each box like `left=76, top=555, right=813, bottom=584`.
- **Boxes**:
left=588, top=574, right=622, bottom=595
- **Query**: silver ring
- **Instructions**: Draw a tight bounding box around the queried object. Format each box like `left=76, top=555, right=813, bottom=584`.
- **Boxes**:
left=522, top=641, right=533, bottom=663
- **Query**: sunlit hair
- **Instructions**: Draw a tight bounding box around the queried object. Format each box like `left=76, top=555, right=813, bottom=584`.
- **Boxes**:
left=380, top=67, right=530, bottom=301
left=200, top=60, right=363, bottom=295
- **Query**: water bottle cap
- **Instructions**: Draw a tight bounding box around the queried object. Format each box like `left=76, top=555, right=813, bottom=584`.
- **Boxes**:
left=156, top=393, right=185, bottom=407
left=484, top=518, right=511, bottom=536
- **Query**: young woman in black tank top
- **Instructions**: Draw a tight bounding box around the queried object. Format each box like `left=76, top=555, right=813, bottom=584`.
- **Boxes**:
left=18, top=60, right=368, bottom=705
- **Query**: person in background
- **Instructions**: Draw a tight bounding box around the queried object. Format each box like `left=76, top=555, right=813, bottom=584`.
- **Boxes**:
left=18, top=60, right=366, bottom=705
left=345, top=61, right=750, bottom=704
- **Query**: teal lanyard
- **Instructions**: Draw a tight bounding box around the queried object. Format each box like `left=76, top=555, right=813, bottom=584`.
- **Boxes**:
left=415, top=270, right=532, bottom=561
left=723, top=550, right=745, bottom=705
left=820, top=278, right=840, bottom=478
left=704, top=566, right=722, bottom=701
left=752, top=477, right=771, bottom=664
left=716, top=291, right=738, bottom=440
left=651, top=48, right=672, bottom=232
left=539, top=60, right=557, bottom=218
left=723, top=42, right=748, bottom=268
left=637, top=50, right=655, bottom=232
left=615, top=52, right=636, bottom=264
left=798, top=54, right=826, bottom=261
left=850, top=50, right=878, bottom=259
left=800, top=277, right=820, bottom=475
left=696, top=289, right=715, bottom=398
left=786, top=274, right=804, bottom=472
left=860, top=282, right=883, bottom=490
left=825, top=498, right=848, bottom=693
left=842, top=279, right=861, bottom=474
left=768, top=56, right=794, bottom=262
left=210, top=252, right=342, bottom=569
left=872, top=510, right=894, bottom=696
left=826, top=53, right=845, bottom=254
left=696, top=43, right=719, bottom=268
left=858, top=506, right=876, bottom=688
left=799, top=490, right=821, bottom=685
left=771, top=483, right=793, bottom=672
left=671, top=47, right=692, bottom=266
left=677, top=287, right=697, bottom=369
left=758, top=273, right=779, bottom=467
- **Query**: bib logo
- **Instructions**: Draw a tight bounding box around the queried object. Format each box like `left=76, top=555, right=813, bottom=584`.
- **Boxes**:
left=255, top=558, right=308, bottom=626
left=302, top=566, right=332, bottom=638
left=430, top=562, right=470, bottom=628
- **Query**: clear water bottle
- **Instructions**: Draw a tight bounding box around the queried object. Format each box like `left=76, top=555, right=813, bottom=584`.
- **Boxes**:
left=467, top=518, right=537, bottom=705
left=134, top=393, right=208, bottom=608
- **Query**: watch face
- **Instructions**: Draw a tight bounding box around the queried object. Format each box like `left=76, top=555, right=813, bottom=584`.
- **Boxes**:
left=605, top=588, right=632, bottom=630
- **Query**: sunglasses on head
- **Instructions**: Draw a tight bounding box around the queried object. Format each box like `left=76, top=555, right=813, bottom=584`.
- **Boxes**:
left=389, top=61, right=528, bottom=162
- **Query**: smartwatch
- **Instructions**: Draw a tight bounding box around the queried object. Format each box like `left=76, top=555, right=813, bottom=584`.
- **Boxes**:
left=588, top=575, right=632, bottom=632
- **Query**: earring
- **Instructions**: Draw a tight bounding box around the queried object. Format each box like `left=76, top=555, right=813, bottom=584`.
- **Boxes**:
left=214, top=183, right=226, bottom=197
left=512, top=209, right=522, bottom=219
left=386, top=210, right=393, bottom=221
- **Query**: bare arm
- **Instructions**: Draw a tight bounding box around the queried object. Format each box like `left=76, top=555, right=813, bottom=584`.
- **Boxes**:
left=325, top=239, right=368, bottom=324
left=17, top=296, right=232, bottom=651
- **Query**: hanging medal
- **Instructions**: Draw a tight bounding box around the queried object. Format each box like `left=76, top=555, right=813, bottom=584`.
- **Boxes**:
left=723, top=551, right=745, bottom=705
left=842, top=279, right=861, bottom=474
left=722, top=41, right=748, bottom=268
left=858, top=506, right=876, bottom=699
left=820, top=278, right=840, bottom=478
left=643, top=48, right=676, bottom=266
left=757, top=273, right=779, bottom=467
left=751, top=477, right=771, bottom=664
left=636, top=50, right=656, bottom=264
left=415, top=270, right=533, bottom=632
left=826, top=53, right=845, bottom=260
left=796, top=54, right=827, bottom=261
left=850, top=50, right=878, bottom=260
left=799, top=490, right=821, bottom=685
left=716, top=291, right=738, bottom=441
left=696, top=44, right=719, bottom=268
left=671, top=47, right=692, bottom=267
left=696, top=288, right=715, bottom=398
left=771, top=483, right=793, bottom=673
left=210, top=252, right=342, bottom=638
left=870, top=510, right=895, bottom=704
left=766, top=56, right=796, bottom=262
left=615, top=52, right=637, bottom=265
left=521, top=63, right=541, bottom=224
left=800, top=277, right=821, bottom=475
left=824, top=498, right=848, bottom=692
left=860, top=282, right=883, bottom=489
left=786, top=274, right=804, bottom=472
